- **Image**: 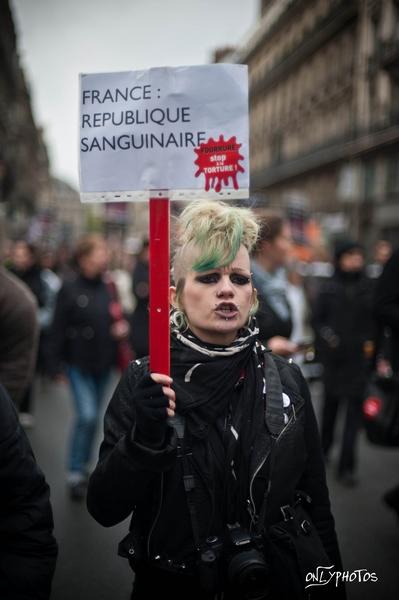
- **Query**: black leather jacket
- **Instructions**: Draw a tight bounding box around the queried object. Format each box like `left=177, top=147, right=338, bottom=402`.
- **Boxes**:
left=87, top=353, right=344, bottom=598
left=0, top=384, right=57, bottom=598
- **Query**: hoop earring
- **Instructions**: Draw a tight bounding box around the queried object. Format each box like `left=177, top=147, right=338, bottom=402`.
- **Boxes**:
left=170, top=308, right=188, bottom=332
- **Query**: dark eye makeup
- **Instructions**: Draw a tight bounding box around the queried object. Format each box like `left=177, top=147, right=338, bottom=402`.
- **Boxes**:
left=195, top=272, right=251, bottom=285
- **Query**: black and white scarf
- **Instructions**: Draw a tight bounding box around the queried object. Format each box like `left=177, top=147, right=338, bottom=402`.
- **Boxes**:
left=171, top=319, right=262, bottom=435
left=170, top=318, right=266, bottom=525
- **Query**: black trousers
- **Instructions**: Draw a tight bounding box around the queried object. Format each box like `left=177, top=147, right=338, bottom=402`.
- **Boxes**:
left=130, top=565, right=262, bottom=600
left=321, top=391, right=364, bottom=475
left=131, top=566, right=213, bottom=600
left=19, top=384, right=33, bottom=414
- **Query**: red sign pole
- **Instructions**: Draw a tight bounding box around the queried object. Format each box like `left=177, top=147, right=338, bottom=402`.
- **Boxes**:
left=149, top=194, right=170, bottom=376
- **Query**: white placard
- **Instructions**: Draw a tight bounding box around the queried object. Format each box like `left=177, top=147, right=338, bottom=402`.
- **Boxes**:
left=79, top=64, right=249, bottom=202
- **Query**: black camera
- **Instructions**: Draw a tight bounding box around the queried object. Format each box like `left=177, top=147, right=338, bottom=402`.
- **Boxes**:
left=198, top=523, right=271, bottom=600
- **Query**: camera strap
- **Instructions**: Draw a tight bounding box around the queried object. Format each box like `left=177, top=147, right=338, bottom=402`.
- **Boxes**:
left=254, top=350, right=286, bottom=535
left=173, top=414, right=203, bottom=551
left=239, top=351, right=287, bottom=537
left=262, top=350, right=286, bottom=437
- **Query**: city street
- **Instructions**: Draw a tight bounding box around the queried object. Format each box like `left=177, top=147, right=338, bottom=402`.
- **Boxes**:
left=27, top=375, right=399, bottom=600
left=4, top=1, right=399, bottom=599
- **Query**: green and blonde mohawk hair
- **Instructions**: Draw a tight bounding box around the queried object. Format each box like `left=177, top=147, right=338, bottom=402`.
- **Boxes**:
left=172, top=201, right=259, bottom=282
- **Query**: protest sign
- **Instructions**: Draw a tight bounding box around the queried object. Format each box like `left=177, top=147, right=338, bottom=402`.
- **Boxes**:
left=79, top=64, right=249, bottom=375
left=79, top=64, right=249, bottom=201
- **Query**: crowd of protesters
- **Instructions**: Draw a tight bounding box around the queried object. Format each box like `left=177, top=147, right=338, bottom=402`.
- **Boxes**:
left=1, top=234, right=145, bottom=499
left=1, top=223, right=397, bottom=489
left=0, top=210, right=398, bottom=598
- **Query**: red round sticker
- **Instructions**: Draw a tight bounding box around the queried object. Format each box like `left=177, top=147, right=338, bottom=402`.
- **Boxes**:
left=194, top=134, right=245, bottom=192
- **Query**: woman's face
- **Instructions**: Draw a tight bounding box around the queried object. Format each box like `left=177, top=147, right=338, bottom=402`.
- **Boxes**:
left=170, top=245, right=255, bottom=346
left=79, top=242, right=109, bottom=277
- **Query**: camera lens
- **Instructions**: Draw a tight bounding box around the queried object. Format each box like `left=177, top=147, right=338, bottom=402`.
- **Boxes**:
left=227, top=549, right=270, bottom=600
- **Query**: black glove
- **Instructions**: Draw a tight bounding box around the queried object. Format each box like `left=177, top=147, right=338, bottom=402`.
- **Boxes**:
left=133, top=373, right=170, bottom=448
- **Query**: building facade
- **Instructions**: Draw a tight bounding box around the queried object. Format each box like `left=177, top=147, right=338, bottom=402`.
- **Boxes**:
left=0, top=1, right=150, bottom=249
left=0, top=0, right=52, bottom=234
left=220, top=0, right=399, bottom=246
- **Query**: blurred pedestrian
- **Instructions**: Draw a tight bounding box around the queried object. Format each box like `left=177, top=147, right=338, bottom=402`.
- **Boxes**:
left=251, top=212, right=297, bottom=357
left=0, top=382, right=57, bottom=599
left=130, top=238, right=149, bottom=358
left=286, top=262, right=314, bottom=371
left=9, top=241, right=46, bottom=309
left=0, top=265, right=38, bottom=407
left=313, top=239, right=374, bottom=485
left=373, top=248, right=399, bottom=519
left=10, top=243, right=61, bottom=327
left=8, top=241, right=60, bottom=426
left=88, top=201, right=345, bottom=600
left=40, top=246, right=59, bottom=273
left=54, top=243, right=76, bottom=279
left=110, top=244, right=136, bottom=317
left=48, top=234, right=127, bottom=500
left=286, top=262, right=313, bottom=347
left=366, top=239, right=393, bottom=279
left=305, top=245, right=334, bottom=308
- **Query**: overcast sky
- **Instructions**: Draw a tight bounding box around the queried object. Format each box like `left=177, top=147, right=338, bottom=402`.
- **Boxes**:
left=11, top=0, right=259, bottom=189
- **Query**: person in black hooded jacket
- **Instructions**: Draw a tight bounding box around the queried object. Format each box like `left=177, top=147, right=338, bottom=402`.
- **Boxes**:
left=0, top=383, right=57, bottom=599
left=312, top=240, right=374, bottom=486
left=87, top=201, right=345, bottom=600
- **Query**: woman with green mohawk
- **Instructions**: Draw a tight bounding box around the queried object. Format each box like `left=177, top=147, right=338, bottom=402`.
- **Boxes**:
left=87, top=201, right=345, bottom=600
